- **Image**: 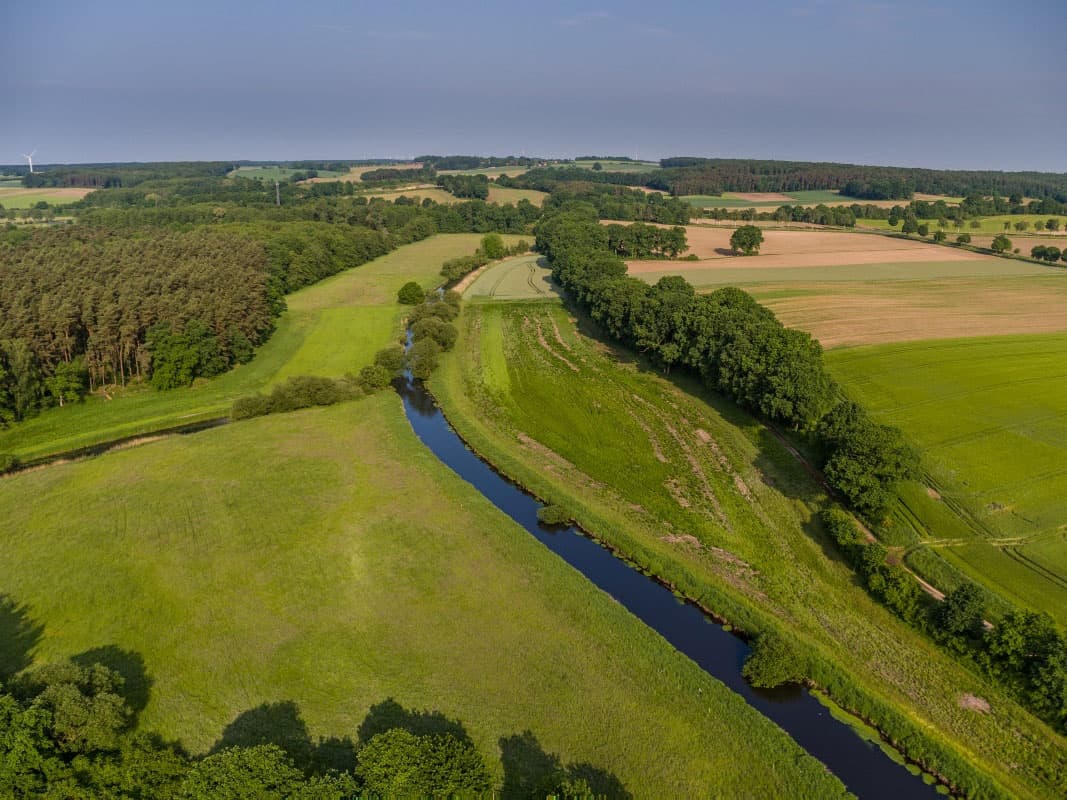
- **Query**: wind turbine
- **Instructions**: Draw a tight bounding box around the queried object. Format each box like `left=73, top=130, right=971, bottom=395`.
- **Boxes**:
left=22, top=149, right=36, bottom=174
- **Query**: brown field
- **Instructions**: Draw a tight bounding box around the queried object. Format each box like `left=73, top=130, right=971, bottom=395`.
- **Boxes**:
left=751, top=275, right=1067, bottom=347
left=627, top=226, right=997, bottom=269
left=362, top=187, right=456, bottom=204
left=303, top=163, right=423, bottom=183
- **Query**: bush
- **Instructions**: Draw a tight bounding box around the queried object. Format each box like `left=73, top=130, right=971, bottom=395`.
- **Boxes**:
left=411, top=317, right=458, bottom=351
left=481, top=233, right=506, bottom=260
left=398, top=281, right=426, bottom=305
left=0, top=453, right=19, bottom=474
left=358, top=364, right=393, bottom=392
left=374, top=345, right=406, bottom=375
left=537, top=504, right=572, bottom=526
left=407, top=338, right=441, bottom=380
left=742, top=632, right=807, bottom=688
left=231, top=393, right=274, bottom=420
left=955, top=233, right=971, bottom=244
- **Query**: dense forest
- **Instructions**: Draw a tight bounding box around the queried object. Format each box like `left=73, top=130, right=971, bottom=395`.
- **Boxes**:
left=415, top=155, right=548, bottom=170
left=20, top=162, right=234, bottom=189
left=436, top=173, right=490, bottom=199
left=513, top=159, right=1067, bottom=201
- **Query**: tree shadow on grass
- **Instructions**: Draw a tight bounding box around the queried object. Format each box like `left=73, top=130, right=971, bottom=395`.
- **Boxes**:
left=72, top=645, right=153, bottom=720
left=499, top=730, right=631, bottom=800
left=213, top=700, right=357, bottom=776
left=357, top=697, right=472, bottom=744
left=0, top=594, right=43, bottom=680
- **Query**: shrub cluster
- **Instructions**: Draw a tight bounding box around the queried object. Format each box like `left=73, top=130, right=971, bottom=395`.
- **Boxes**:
left=406, top=292, right=462, bottom=379
left=439, top=236, right=530, bottom=283
left=231, top=375, right=363, bottom=421
left=1031, top=245, right=1065, bottom=263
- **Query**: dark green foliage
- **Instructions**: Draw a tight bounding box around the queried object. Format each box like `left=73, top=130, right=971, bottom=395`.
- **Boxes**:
left=410, top=318, right=458, bottom=352
left=536, top=505, right=572, bottom=526
left=742, top=633, right=807, bottom=688
left=373, top=345, right=406, bottom=375
left=480, top=232, right=506, bottom=260
left=729, top=225, right=764, bottom=255
left=360, top=166, right=436, bottom=183
left=437, top=174, right=490, bottom=200
left=230, top=376, right=359, bottom=420
left=1031, top=245, right=1062, bottom=263
left=990, top=234, right=1012, bottom=253
left=935, top=583, right=986, bottom=638
left=358, top=365, right=393, bottom=393
left=147, top=320, right=228, bottom=390
left=818, top=401, right=918, bottom=516
left=0, top=453, right=19, bottom=473
left=956, top=234, right=972, bottom=244
left=605, top=222, right=687, bottom=258
left=356, top=729, right=492, bottom=798
left=407, top=339, right=441, bottom=380
left=440, top=252, right=489, bottom=283
left=397, top=281, right=426, bottom=305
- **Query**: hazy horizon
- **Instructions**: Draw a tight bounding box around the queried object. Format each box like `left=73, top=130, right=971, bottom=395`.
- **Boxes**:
left=5, top=0, right=1066, bottom=172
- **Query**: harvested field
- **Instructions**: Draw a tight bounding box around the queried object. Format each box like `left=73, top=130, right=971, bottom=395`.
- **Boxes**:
left=362, top=186, right=455, bottom=204
left=751, top=275, right=1067, bottom=347
left=729, top=192, right=795, bottom=202
left=465, top=255, right=560, bottom=301
left=486, top=185, right=547, bottom=206
left=624, top=226, right=1004, bottom=271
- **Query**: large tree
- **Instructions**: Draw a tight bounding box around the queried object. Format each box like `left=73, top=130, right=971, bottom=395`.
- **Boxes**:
left=729, top=225, right=764, bottom=255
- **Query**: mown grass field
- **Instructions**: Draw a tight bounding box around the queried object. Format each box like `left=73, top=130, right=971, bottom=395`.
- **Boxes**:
left=0, top=393, right=853, bottom=797
left=229, top=166, right=346, bottom=181
left=431, top=299, right=1067, bottom=799
left=465, top=254, right=560, bottom=301
left=0, top=186, right=92, bottom=207
left=684, top=191, right=963, bottom=209
left=857, top=215, right=1065, bottom=234
left=486, top=185, right=548, bottom=206
left=438, top=166, right=531, bottom=178
left=826, top=334, right=1067, bottom=624
left=572, top=159, right=661, bottom=173
left=0, top=234, right=523, bottom=462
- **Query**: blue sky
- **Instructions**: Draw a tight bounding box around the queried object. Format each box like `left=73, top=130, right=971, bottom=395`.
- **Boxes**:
left=3, top=0, right=1064, bottom=170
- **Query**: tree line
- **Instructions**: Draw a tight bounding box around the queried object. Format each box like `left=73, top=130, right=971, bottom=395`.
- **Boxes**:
left=415, top=155, right=548, bottom=170
left=21, top=162, right=233, bottom=189
left=436, top=173, right=490, bottom=199
left=0, top=655, right=620, bottom=798
left=527, top=183, right=690, bottom=225
left=534, top=207, right=916, bottom=516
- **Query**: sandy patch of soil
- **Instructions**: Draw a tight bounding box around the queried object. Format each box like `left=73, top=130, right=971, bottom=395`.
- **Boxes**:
left=959, top=694, right=991, bottom=713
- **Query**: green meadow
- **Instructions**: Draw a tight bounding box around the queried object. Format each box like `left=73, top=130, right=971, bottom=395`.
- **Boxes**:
left=826, top=334, right=1067, bottom=623
left=0, top=393, right=854, bottom=797
left=572, top=159, right=661, bottom=173
left=0, top=234, right=522, bottom=462
left=431, top=300, right=1066, bottom=799
left=229, top=165, right=346, bottom=181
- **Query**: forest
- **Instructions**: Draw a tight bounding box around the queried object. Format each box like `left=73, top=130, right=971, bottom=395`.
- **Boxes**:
left=515, top=159, right=1067, bottom=201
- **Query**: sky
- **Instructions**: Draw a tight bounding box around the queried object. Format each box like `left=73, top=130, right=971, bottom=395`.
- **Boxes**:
left=3, top=0, right=1065, bottom=171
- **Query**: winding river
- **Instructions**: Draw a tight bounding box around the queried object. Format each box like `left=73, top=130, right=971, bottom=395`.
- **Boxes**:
left=395, top=374, right=943, bottom=799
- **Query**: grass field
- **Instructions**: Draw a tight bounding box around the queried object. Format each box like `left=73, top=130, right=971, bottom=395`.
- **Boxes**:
left=0, top=393, right=853, bottom=797
left=684, top=191, right=962, bottom=209
left=857, top=215, right=1065, bottom=234
left=464, top=255, right=560, bottom=301
left=0, top=234, right=523, bottom=462
left=826, top=334, right=1067, bottom=623
left=486, top=185, right=548, bottom=206
left=431, top=300, right=1067, bottom=799
left=361, top=186, right=457, bottom=204
left=572, top=159, right=661, bottom=173
left=438, top=166, right=531, bottom=178
left=229, top=166, right=346, bottom=181
left=0, top=186, right=91, bottom=207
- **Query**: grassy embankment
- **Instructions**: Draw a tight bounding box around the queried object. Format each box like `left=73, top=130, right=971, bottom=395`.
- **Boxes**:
left=827, top=334, right=1067, bottom=624
left=0, top=241, right=853, bottom=797
left=432, top=298, right=1067, bottom=799
left=0, top=235, right=523, bottom=462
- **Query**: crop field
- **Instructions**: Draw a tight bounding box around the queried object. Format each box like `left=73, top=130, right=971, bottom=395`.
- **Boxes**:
left=0, top=186, right=92, bottom=207
left=431, top=300, right=1066, bottom=799
left=0, top=393, right=852, bottom=797
left=857, top=215, right=1066, bottom=234
left=229, top=166, right=345, bottom=181
left=361, top=186, right=457, bottom=204
left=572, top=158, right=661, bottom=173
left=464, top=254, right=560, bottom=301
left=826, top=334, right=1067, bottom=623
left=438, top=166, right=531, bottom=178
left=749, top=273, right=1067, bottom=347
left=684, top=191, right=962, bottom=210
left=0, top=234, right=523, bottom=462
left=486, top=185, right=547, bottom=205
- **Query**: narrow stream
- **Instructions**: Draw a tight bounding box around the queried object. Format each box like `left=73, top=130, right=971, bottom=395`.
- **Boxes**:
left=395, top=375, right=943, bottom=799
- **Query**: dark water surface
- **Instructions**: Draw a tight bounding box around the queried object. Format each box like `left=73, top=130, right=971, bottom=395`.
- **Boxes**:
left=396, top=376, right=943, bottom=799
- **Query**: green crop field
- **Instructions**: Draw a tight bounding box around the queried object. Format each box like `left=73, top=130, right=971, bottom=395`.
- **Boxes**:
left=0, top=187, right=91, bottom=208
left=430, top=300, right=1066, bottom=799
left=857, top=215, right=1065, bottom=234
left=682, top=190, right=865, bottom=208
left=826, top=334, right=1067, bottom=623
left=438, top=166, right=530, bottom=178
left=486, top=185, right=548, bottom=206
left=229, top=166, right=345, bottom=181
left=0, top=393, right=853, bottom=797
left=635, top=258, right=1050, bottom=289
left=572, top=159, right=661, bottom=173
left=465, top=254, right=560, bottom=301
left=0, top=234, right=523, bottom=462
